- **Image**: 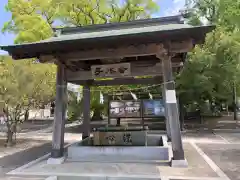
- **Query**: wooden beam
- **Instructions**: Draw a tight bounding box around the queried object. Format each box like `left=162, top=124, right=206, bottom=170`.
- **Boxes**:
left=39, top=40, right=192, bottom=63
left=60, top=40, right=192, bottom=62
left=67, top=63, right=162, bottom=81
left=70, top=77, right=162, bottom=86
left=169, top=39, right=193, bottom=53
left=60, top=43, right=164, bottom=61
left=39, top=55, right=56, bottom=63
left=156, top=39, right=193, bottom=59
left=66, top=61, right=183, bottom=81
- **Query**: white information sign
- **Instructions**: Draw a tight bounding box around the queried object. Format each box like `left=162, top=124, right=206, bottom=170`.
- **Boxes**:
left=166, top=90, right=177, bottom=103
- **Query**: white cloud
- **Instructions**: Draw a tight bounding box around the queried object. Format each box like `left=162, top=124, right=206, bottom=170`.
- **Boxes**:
left=173, top=0, right=184, bottom=3
left=163, top=0, right=185, bottom=16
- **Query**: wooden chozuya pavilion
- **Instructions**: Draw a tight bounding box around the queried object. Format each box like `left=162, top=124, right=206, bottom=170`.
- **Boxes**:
left=1, top=15, right=214, bottom=165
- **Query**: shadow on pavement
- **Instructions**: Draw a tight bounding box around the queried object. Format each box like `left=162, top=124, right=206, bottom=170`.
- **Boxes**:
left=0, top=141, right=52, bottom=175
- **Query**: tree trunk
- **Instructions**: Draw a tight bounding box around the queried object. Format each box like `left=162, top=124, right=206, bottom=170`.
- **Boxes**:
left=24, top=109, right=29, bottom=121
left=6, top=129, right=14, bottom=147
left=178, top=95, right=185, bottom=131
left=233, top=82, right=238, bottom=121
left=91, top=109, right=103, bottom=121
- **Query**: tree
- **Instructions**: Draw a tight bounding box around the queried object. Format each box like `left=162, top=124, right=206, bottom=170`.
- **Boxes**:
left=178, top=0, right=240, bottom=118
left=67, top=90, right=83, bottom=121
left=185, top=0, right=240, bottom=28
left=3, top=0, right=159, bottom=43
left=0, top=56, right=55, bottom=146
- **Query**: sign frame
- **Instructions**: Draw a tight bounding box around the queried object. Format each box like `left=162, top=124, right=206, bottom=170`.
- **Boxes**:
left=142, top=99, right=165, bottom=118
left=109, top=100, right=142, bottom=118
left=108, top=99, right=165, bottom=118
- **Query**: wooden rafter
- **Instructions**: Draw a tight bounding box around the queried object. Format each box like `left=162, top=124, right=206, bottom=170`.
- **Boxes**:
left=58, top=40, right=193, bottom=62
left=60, top=43, right=165, bottom=61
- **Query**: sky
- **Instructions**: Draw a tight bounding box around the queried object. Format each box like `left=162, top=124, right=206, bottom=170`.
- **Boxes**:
left=0, top=0, right=185, bottom=55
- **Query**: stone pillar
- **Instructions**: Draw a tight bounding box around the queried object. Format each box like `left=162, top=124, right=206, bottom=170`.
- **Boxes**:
left=82, top=85, right=91, bottom=139
left=162, top=88, right=171, bottom=141
left=161, top=55, right=185, bottom=160
left=51, top=63, right=67, bottom=159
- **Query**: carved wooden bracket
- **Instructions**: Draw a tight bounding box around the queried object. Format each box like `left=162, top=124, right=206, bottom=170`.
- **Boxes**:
left=156, top=39, right=193, bottom=60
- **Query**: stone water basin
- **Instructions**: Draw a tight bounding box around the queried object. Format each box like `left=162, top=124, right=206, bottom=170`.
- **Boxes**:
left=67, top=132, right=169, bottom=163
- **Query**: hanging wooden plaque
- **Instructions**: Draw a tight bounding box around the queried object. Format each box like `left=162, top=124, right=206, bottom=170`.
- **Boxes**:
left=91, top=63, right=131, bottom=78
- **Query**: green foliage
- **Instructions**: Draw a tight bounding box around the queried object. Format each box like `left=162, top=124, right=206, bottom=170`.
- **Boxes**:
left=67, top=91, right=83, bottom=121
left=179, top=0, right=240, bottom=112
left=0, top=56, right=56, bottom=143
left=185, top=0, right=240, bottom=27
left=3, top=0, right=159, bottom=43
left=90, top=88, right=105, bottom=120
left=185, top=0, right=219, bottom=24
left=0, top=57, right=56, bottom=111
left=2, top=0, right=57, bottom=43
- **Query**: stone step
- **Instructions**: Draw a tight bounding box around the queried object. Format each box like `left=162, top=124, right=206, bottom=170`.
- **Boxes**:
left=57, top=177, right=161, bottom=180
left=6, top=174, right=162, bottom=180
left=5, top=177, right=45, bottom=180
left=67, top=155, right=170, bottom=165
left=6, top=175, right=162, bottom=180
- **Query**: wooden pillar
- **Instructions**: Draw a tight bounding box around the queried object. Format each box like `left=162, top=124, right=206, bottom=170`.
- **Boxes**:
left=160, top=54, right=185, bottom=160
left=162, top=88, right=171, bottom=141
left=82, top=85, right=90, bottom=139
left=51, top=63, right=67, bottom=158
left=107, top=95, right=111, bottom=125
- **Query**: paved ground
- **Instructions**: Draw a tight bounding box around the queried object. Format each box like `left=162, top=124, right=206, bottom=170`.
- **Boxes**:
left=0, top=131, right=238, bottom=180
left=197, top=133, right=240, bottom=180
left=20, top=121, right=52, bottom=133
left=157, top=142, right=218, bottom=178
left=198, top=143, right=240, bottom=180
left=1, top=119, right=240, bottom=180
left=0, top=139, right=49, bottom=158
left=0, top=122, right=80, bottom=180
left=0, top=141, right=52, bottom=179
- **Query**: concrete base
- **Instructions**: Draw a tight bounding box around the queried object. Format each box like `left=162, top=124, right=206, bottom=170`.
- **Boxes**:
left=67, top=136, right=170, bottom=162
left=171, top=159, right=188, bottom=167
left=47, top=157, right=65, bottom=165
left=45, top=176, right=58, bottom=180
